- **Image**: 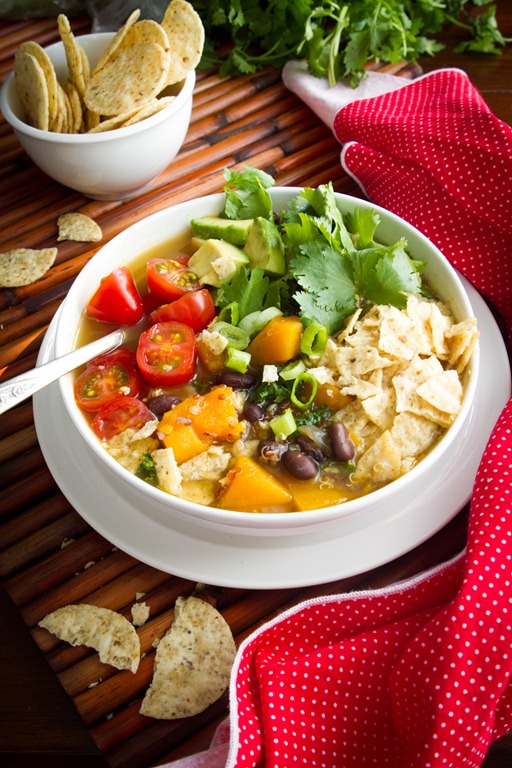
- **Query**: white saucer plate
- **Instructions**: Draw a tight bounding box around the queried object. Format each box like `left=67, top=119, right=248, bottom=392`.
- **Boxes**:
left=34, top=280, right=510, bottom=589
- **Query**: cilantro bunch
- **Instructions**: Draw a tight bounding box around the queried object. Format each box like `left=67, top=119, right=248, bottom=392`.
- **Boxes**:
left=192, top=0, right=508, bottom=86
left=215, top=166, right=428, bottom=336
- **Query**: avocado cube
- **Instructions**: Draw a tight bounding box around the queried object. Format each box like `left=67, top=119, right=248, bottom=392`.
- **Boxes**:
left=188, top=239, right=249, bottom=287
left=244, top=217, right=285, bottom=276
left=190, top=216, right=254, bottom=246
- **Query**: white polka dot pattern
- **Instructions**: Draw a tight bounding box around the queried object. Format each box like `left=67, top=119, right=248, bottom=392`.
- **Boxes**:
left=218, top=69, right=512, bottom=768
left=334, top=69, right=512, bottom=331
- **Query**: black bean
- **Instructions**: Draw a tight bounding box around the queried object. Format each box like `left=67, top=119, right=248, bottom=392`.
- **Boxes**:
left=217, top=371, right=256, bottom=389
left=243, top=402, right=265, bottom=422
left=282, top=449, right=318, bottom=480
left=146, top=394, right=181, bottom=419
left=296, top=435, right=328, bottom=464
left=259, top=440, right=288, bottom=463
left=328, top=422, right=356, bottom=462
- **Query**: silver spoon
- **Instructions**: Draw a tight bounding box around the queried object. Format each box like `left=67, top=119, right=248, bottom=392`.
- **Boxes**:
left=0, top=329, right=125, bottom=416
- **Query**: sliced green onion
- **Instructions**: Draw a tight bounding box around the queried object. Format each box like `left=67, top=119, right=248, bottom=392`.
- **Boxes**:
left=290, top=371, right=318, bottom=409
left=226, top=347, right=251, bottom=373
left=300, top=321, right=328, bottom=357
left=279, top=359, right=306, bottom=381
left=213, top=320, right=250, bottom=350
left=270, top=408, right=297, bottom=440
left=238, top=306, right=282, bottom=337
left=217, top=301, right=239, bottom=326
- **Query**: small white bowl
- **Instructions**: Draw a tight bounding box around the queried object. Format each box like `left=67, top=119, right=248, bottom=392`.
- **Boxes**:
left=54, top=189, right=479, bottom=536
left=0, top=32, right=195, bottom=201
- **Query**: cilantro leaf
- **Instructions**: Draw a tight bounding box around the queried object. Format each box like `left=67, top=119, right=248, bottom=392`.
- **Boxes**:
left=290, top=241, right=355, bottom=311
left=285, top=183, right=354, bottom=252
left=293, top=290, right=352, bottom=334
left=222, top=165, right=274, bottom=219
left=192, top=0, right=509, bottom=86
left=345, top=208, right=380, bottom=249
left=215, top=265, right=270, bottom=320
left=351, top=240, right=426, bottom=308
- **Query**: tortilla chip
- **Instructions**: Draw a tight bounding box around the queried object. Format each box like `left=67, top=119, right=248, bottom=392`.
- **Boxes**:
left=57, top=212, right=102, bottom=242
left=0, top=247, right=57, bottom=287
left=392, top=354, right=444, bottom=413
left=139, top=596, right=236, bottom=719
left=62, top=80, right=84, bottom=133
left=390, top=412, right=442, bottom=458
left=378, top=305, right=420, bottom=361
left=84, top=41, right=170, bottom=116
left=122, top=18, right=170, bottom=53
left=352, top=430, right=402, bottom=485
left=57, top=14, right=86, bottom=99
left=416, top=369, right=463, bottom=415
left=161, top=0, right=205, bottom=85
left=39, top=604, right=140, bottom=673
left=13, top=50, right=49, bottom=131
left=17, top=40, right=59, bottom=125
left=120, top=95, right=175, bottom=127
left=92, top=8, right=141, bottom=74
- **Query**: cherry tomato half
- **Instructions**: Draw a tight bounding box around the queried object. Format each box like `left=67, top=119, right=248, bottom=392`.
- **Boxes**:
left=149, top=288, right=216, bottom=333
left=136, top=321, right=197, bottom=387
left=146, top=257, right=200, bottom=304
left=92, top=396, right=154, bottom=440
left=74, top=348, right=144, bottom=412
left=87, top=267, right=144, bottom=325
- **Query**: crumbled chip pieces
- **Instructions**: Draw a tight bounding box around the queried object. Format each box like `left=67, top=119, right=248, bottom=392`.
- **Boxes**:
left=38, top=604, right=140, bottom=673
left=0, top=247, right=57, bottom=287
left=139, top=596, right=236, bottom=719
left=57, top=212, right=102, bottom=242
left=314, top=293, right=479, bottom=487
left=13, top=2, right=204, bottom=135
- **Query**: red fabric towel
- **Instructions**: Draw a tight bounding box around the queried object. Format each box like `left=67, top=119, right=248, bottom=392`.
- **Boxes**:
left=160, top=68, right=512, bottom=768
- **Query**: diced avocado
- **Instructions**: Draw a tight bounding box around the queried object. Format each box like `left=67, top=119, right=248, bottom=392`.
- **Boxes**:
left=244, top=217, right=285, bottom=276
left=189, top=236, right=206, bottom=252
left=190, top=216, right=254, bottom=246
left=188, top=239, right=249, bottom=287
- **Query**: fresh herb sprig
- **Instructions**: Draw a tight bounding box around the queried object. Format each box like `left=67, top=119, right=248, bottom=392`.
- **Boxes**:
left=215, top=168, right=428, bottom=336
left=191, top=0, right=509, bottom=86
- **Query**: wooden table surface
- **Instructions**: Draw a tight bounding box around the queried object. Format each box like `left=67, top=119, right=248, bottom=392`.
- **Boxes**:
left=1, top=7, right=511, bottom=768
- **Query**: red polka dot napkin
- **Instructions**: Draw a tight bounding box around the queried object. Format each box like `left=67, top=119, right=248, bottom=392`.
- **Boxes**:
left=159, top=67, right=512, bottom=768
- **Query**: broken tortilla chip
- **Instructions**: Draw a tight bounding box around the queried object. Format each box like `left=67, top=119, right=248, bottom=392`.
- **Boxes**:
left=57, top=212, right=102, bottom=242
left=39, top=604, right=140, bottom=673
left=0, top=247, right=57, bottom=287
left=139, top=596, right=236, bottom=719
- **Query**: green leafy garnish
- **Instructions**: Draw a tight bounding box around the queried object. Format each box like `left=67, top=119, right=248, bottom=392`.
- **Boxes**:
left=191, top=1, right=509, bottom=87
left=216, top=265, right=270, bottom=320
left=136, top=453, right=158, bottom=486
left=212, top=167, right=428, bottom=336
left=222, top=166, right=274, bottom=220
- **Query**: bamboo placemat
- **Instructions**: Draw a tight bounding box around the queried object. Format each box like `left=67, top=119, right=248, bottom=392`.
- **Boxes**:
left=0, top=15, right=469, bottom=768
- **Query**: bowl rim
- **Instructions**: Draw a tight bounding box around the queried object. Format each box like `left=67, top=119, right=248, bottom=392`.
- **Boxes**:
left=0, top=31, right=196, bottom=143
left=55, top=188, right=480, bottom=530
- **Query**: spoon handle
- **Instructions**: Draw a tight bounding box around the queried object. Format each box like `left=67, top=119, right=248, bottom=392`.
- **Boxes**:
left=0, top=329, right=125, bottom=416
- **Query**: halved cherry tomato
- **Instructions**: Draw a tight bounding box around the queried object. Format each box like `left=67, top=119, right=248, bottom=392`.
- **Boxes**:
left=146, top=257, right=200, bottom=304
left=74, top=348, right=144, bottom=412
left=87, top=267, right=144, bottom=325
left=149, top=288, right=216, bottom=333
left=137, top=321, right=196, bottom=387
left=92, top=396, right=154, bottom=440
